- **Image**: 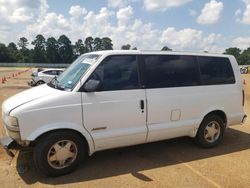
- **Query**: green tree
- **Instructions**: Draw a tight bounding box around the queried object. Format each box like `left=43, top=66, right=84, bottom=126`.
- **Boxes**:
left=75, top=39, right=86, bottom=55
left=0, top=43, right=11, bottom=62
left=132, top=47, right=137, bottom=50
left=18, top=37, right=29, bottom=63
left=238, top=47, right=250, bottom=65
left=121, top=44, right=131, bottom=50
left=102, top=37, right=113, bottom=50
left=32, top=34, right=47, bottom=63
left=161, top=46, right=172, bottom=51
left=18, top=37, right=28, bottom=50
left=94, top=37, right=103, bottom=51
left=58, top=35, right=73, bottom=64
left=224, top=47, right=241, bottom=60
left=85, top=36, right=94, bottom=52
left=46, top=37, right=61, bottom=63
left=7, top=42, right=19, bottom=62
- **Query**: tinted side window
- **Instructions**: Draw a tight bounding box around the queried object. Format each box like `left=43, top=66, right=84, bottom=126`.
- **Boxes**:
left=89, top=55, right=140, bottom=91
left=144, top=55, right=199, bottom=88
left=43, top=70, right=57, bottom=75
left=57, top=70, right=63, bottom=75
left=198, top=56, right=235, bottom=85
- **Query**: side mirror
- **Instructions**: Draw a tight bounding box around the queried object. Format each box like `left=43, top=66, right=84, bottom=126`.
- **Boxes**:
left=83, top=79, right=100, bottom=92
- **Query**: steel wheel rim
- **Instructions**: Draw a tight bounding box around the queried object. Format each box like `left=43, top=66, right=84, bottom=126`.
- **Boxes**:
left=204, top=121, right=221, bottom=143
left=47, top=140, right=78, bottom=169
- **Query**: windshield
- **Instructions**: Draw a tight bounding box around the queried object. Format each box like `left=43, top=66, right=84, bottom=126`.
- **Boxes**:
left=48, top=54, right=101, bottom=90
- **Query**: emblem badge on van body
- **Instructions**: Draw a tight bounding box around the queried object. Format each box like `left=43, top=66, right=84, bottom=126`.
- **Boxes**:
left=91, top=127, right=107, bottom=131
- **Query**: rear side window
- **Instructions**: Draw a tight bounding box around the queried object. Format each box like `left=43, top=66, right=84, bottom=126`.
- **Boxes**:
left=144, top=55, right=199, bottom=88
left=43, top=70, right=57, bottom=75
left=198, top=56, right=235, bottom=85
left=57, top=70, right=63, bottom=75
left=89, top=55, right=140, bottom=91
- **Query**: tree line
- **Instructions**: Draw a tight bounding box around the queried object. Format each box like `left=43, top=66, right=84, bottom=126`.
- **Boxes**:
left=223, top=47, right=250, bottom=65
left=0, top=34, right=249, bottom=65
left=0, top=35, right=114, bottom=64
left=0, top=34, right=173, bottom=64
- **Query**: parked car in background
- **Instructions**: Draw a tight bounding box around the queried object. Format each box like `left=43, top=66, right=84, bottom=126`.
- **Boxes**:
left=240, top=67, right=248, bottom=74
left=31, top=68, right=45, bottom=76
left=28, top=68, right=64, bottom=86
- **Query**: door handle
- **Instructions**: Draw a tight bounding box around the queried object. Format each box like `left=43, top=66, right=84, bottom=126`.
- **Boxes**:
left=140, top=100, right=144, bottom=110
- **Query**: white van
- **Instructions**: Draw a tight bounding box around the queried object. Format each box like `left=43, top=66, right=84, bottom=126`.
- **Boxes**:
left=1, top=50, right=246, bottom=176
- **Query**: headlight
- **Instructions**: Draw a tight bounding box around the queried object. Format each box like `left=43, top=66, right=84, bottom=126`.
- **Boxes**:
left=5, top=116, right=18, bottom=126
left=3, top=115, right=19, bottom=131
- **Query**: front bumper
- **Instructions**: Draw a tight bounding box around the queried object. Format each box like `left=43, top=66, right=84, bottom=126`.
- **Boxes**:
left=0, top=136, right=21, bottom=157
left=28, top=79, right=37, bottom=86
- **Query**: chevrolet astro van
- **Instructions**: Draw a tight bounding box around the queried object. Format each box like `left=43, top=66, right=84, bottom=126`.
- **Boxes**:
left=1, top=50, right=246, bottom=176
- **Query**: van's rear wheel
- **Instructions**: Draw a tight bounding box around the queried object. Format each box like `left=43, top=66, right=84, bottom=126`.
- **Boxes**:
left=33, top=131, right=86, bottom=176
left=195, top=115, right=225, bottom=148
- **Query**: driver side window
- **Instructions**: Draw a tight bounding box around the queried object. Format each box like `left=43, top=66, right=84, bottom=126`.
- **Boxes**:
left=89, top=55, right=140, bottom=91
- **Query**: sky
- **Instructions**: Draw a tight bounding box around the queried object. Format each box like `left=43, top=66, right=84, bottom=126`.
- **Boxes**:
left=0, top=0, right=250, bottom=53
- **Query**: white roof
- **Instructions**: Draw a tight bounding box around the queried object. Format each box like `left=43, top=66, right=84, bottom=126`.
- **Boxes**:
left=41, top=68, right=65, bottom=71
left=87, top=50, right=232, bottom=58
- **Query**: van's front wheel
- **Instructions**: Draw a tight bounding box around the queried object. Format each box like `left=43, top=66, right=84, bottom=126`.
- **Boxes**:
left=33, top=131, right=86, bottom=176
left=195, top=115, right=225, bottom=148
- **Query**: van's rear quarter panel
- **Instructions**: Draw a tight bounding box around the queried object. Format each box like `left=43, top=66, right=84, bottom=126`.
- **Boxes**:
left=146, top=84, right=243, bottom=142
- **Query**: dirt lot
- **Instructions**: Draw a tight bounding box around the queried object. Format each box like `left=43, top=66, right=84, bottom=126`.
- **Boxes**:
left=0, top=67, right=250, bottom=188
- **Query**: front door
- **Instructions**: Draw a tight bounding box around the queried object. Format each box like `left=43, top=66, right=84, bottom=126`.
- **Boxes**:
left=81, top=55, right=147, bottom=151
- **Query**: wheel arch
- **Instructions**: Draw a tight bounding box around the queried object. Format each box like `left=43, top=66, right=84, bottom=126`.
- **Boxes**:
left=37, top=80, right=45, bottom=83
left=28, top=127, right=95, bottom=155
left=193, top=109, right=228, bottom=137
left=194, top=110, right=227, bottom=147
left=202, top=110, right=227, bottom=126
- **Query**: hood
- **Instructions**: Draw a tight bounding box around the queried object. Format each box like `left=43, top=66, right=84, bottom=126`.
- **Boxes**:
left=2, top=84, right=60, bottom=115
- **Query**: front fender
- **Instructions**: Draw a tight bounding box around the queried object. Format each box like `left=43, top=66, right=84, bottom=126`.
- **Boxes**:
left=26, top=122, right=95, bottom=155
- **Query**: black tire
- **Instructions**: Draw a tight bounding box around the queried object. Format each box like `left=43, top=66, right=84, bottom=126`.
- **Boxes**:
left=33, top=131, right=87, bottom=177
left=36, top=80, right=45, bottom=85
left=195, top=115, right=225, bottom=148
